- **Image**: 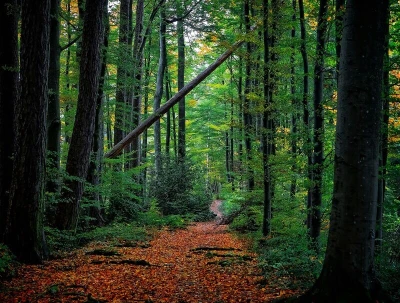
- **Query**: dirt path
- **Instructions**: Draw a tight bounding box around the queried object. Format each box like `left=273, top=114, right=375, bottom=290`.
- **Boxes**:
left=0, top=220, right=297, bottom=302
left=210, top=199, right=224, bottom=223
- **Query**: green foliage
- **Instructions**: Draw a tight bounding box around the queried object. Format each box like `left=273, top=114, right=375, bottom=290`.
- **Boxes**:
left=0, top=244, right=17, bottom=280
left=149, top=155, right=213, bottom=220
left=45, top=223, right=147, bottom=253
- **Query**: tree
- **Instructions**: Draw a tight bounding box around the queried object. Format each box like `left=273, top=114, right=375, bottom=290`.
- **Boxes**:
left=5, top=0, right=50, bottom=263
left=295, top=0, right=390, bottom=301
left=56, top=0, right=108, bottom=230
left=47, top=0, right=62, bottom=194
left=177, top=0, right=186, bottom=161
left=309, top=0, right=329, bottom=246
left=0, top=0, right=19, bottom=239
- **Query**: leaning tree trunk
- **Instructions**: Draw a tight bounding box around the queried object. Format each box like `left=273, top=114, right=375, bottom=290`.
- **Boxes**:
left=0, top=0, right=19, bottom=239
left=56, top=0, right=108, bottom=230
left=309, top=0, right=329, bottom=247
left=5, top=0, right=50, bottom=263
left=299, top=0, right=389, bottom=301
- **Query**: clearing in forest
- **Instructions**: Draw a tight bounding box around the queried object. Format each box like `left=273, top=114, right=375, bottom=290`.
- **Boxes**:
left=0, top=202, right=298, bottom=302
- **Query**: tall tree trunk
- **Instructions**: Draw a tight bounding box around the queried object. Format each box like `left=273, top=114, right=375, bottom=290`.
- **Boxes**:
left=114, top=0, right=131, bottom=160
left=335, top=0, right=345, bottom=82
left=177, top=1, right=186, bottom=161
left=153, top=5, right=167, bottom=174
left=298, top=0, right=312, bottom=231
left=262, top=0, right=272, bottom=236
left=5, top=0, right=50, bottom=263
left=300, top=1, right=389, bottom=301
left=0, top=0, right=19, bottom=239
left=309, top=0, right=329, bottom=246
left=376, top=10, right=390, bottom=250
left=64, top=0, right=72, bottom=145
left=56, top=0, right=108, bottom=230
left=87, top=9, right=109, bottom=227
left=47, top=0, right=61, bottom=194
left=244, top=0, right=254, bottom=191
left=290, top=0, right=297, bottom=199
left=130, top=0, right=145, bottom=168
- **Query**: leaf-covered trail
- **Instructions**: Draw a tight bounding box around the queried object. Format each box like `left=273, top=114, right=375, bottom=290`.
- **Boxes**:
left=0, top=209, right=297, bottom=302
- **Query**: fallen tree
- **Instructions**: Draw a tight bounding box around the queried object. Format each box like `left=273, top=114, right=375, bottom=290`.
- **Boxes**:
left=105, top=39, right=245, bottom=159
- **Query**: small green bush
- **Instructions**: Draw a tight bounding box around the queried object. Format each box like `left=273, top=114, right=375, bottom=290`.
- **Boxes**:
left=0, top=244, right=16, bottom=279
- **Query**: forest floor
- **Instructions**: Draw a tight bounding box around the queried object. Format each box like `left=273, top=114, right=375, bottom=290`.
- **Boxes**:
left=0, top=201, right=300, bottom=302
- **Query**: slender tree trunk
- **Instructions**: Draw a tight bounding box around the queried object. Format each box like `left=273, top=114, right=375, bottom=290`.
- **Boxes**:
left=130, top=0, right=144, bottom=168
left=177, top=1, right=186, bottom=161
left=244, top=0, right=254, bottom=191
left=153, top=5, right=167, bottom=174
left=0, top=0, right=19, bottom=239
left=309, top=0, right=329, bottom=246
left=47, top=0, right=61, bottom=194
left=5, top=0, right=50, bottom=263
left=290, top=0, right=297, bottom=199
left=56, top=0, right=108, bottom=230
left=114, top=0, right=131, bottom=159
left=262, top=0, right=272, bottom=236
left=64, top=0, right=72, bottom=145
left=298, top=0, right=312, bottom=231
left=300, top=1, right=389, bottom=301
left=165, top=69, right=171, bottom=155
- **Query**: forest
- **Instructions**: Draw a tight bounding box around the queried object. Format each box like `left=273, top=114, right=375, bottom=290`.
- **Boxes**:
left=0, top=0, right=399, bottom=302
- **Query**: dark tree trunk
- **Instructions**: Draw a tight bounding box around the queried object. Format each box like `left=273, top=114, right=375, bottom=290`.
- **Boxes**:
left=47, top=0, right=61, bottom=194
left=130, top=0, right=144, bottom=168
left=177, top=1, right=186, bottom=161
left=153, top=5, right=167, bottom=174
left=56, top=0, right=108, bottom=230
left=290, top=0, right=297, bottom=199
left=376, top=11, right=390, bottom=250
left=5, top=0, right=50, bottom=263
left=309, top=0, right=329, bottom=246
left=64, top=0, right=72, bottom=145
left=298, top=0, right=312, bottom=231
left=262, top=0, right=272, bottom=236
left=114, top=0, right=131, bottom=155
left=335, top=0, right=345, bottom=82
left=0, top=0, right=19, bottom=239
left=297, top=1, right=390, bottom=301
left=86, top=9, right=109, bottom=227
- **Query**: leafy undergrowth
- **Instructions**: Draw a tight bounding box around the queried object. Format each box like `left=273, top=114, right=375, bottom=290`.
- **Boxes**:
left=0, top=222, right=301, bottom=302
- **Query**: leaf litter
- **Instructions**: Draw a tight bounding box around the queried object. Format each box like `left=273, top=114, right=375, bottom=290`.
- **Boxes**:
left=0, top=221, right=300, bottom=302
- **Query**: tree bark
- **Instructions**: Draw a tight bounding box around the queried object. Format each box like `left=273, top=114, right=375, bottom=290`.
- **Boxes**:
left=298, top=0, right=312, bottom=231
left=47, top=0, right=61, bottom=194
left=56, top=0, right=108, bottom=230
left=0, top=0, right=19, bottom=239
left=5, top=0, right=50, bottom=263
left=153, top=5, right=167, bottom=174
left=130, top=0, right=145, bottom=168
left=262, top=0, right=272, bottom=236
left=114, top=0, right=131, bottom=155
left=105, top=39, right=245, bottom=159
left=244, top=0, right=254, bottom=191
left=309, top=0, right=329, bottom=246
left=177, top=0, right=186, bottom=161
left=297, top=0, right=390, bottom=301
